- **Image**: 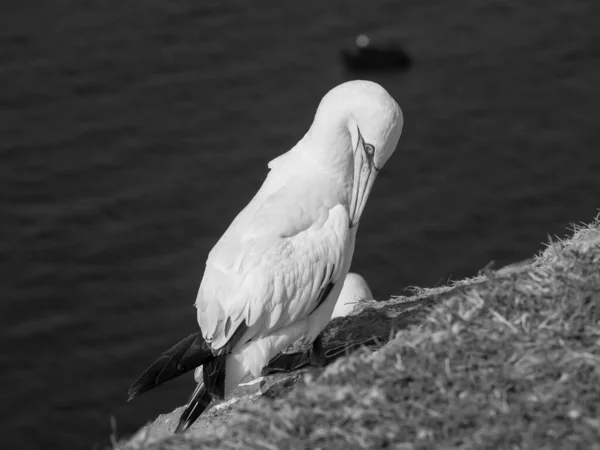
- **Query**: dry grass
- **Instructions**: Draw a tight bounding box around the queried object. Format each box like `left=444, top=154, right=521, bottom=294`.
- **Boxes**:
left=119, top=213, right=600, bottom=450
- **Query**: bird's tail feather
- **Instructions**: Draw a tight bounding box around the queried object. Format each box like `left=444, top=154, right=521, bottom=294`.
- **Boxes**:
left=128, top=332, right=213, bottom=401
left=175, top=382, right=213, bottom=433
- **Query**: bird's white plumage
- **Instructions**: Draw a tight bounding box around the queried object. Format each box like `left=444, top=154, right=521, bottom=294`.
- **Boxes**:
left=331, top=272, right=373, bottom=319
left=193, top=80, right=403, bottom=396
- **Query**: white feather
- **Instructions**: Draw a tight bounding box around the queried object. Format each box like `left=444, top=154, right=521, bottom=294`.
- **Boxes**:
left=331, top=272, right=373, bottom=319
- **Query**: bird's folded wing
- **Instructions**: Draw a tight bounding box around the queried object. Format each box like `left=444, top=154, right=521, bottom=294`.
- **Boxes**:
left=195, top=178, right=350, bottom=354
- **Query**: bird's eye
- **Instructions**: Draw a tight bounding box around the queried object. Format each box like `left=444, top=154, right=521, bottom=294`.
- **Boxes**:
left=364, top=143, right=375, bottom=155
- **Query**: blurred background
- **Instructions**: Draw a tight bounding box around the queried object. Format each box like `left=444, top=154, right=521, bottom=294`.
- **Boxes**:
left=1, top=0, right=598, bottom=448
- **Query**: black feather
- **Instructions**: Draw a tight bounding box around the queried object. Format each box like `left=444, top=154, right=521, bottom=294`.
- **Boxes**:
left=309, top=265, right=336, bottom=315
left=128, top=332, right=213, bottom=401
left=203, top=355, right=227, bottom=399
left=174, top=382, right=213, bottom=433
left=174, top=355, right=227, bottom=433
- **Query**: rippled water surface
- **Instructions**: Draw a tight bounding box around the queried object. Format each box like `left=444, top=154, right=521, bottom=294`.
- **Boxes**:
left=1, top=0, right=599, bottom=448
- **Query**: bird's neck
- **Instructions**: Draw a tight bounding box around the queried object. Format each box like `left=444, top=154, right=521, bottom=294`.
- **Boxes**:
left=288, top=134, right=354, bottom=213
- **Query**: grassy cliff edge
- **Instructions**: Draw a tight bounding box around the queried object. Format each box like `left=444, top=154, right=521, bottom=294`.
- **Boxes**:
left=119, top=213, right=600, bottom=449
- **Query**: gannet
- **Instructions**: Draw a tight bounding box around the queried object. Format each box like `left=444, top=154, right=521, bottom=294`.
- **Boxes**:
left=331, top=272, right=373, bottom=319
left=127, top=80, right=403, bottom=433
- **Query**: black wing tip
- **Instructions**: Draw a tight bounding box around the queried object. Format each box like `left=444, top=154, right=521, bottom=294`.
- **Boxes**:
left=125, top=355, right=169, bottom=402
left=174, top=383, right=212, bottom=433
left=126, top=333, right=213, bottom=402
left=174, top=418, right=191, bottom=434
left=127, top=385, right=145, bottom=402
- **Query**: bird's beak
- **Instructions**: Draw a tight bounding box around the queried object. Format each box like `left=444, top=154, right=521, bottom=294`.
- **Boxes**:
left=349, top=128, right=379, bottom=227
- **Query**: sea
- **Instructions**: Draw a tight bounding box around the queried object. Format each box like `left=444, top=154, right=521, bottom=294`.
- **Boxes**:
left=1, top=0, right=599, bottom=448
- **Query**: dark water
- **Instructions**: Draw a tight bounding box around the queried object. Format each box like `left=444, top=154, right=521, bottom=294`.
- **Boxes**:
left=1, top=0, right=599, bottom=448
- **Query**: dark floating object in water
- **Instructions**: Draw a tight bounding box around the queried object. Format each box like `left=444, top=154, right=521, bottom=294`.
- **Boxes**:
left=341, top=34, right=412, bottom=72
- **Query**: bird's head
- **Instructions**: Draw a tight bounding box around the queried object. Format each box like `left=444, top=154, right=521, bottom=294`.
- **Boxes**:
left=305, top=80, right=403, bottom=226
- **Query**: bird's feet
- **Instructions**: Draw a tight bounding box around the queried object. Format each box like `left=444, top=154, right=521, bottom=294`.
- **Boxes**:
left=261, top=335, right=378, bottom=376
left=261, top=335, right=326, bottom=376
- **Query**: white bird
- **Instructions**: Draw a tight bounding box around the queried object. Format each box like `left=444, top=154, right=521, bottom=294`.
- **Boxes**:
left=127, top=80, right=403, bottom=432
left=331, top=272, right=373, bottom=319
